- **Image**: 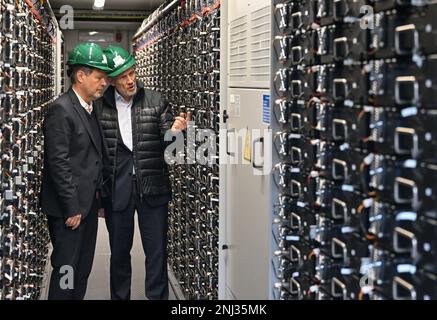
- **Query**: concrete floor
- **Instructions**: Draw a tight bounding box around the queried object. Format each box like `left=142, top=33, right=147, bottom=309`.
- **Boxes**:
left=42, top=217, right=177, bottom=300
left=86, top=217, right=177, bottom=300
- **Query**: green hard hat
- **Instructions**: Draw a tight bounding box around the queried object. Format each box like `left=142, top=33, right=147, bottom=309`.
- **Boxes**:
left=104, top=45, right=136, bottom=78
left=67, top=43, right=112, bottom=72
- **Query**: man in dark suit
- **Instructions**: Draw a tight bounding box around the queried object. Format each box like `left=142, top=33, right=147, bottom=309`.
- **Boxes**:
left=40, top=43, right=111, bottom=300
left=96, top=46, right=189, bottom=300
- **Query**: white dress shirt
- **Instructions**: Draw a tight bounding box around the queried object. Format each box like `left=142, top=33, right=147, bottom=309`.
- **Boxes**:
left=115, top=90, right=135, bottom=173
left=72, top=88, right=93, bottom=114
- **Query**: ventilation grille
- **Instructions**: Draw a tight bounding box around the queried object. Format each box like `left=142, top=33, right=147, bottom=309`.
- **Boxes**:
left=250, top=5, right=271, bottom=83
left=229, top=5, right=271, bottom=88
left=230, top=15, right=249, bottom=83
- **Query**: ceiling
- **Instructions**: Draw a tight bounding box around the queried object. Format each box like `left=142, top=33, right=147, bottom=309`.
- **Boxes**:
left=72, top=21, right=142, bottom=31
left=48, top=0, right=165, bottom=12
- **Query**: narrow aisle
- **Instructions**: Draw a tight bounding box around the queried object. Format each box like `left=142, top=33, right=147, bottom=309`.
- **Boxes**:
left=85, top=217, right=177, bottom=300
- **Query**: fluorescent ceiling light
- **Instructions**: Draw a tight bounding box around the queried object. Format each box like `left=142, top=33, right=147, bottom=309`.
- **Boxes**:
left=93, top=0, right=105, bottom=10
left=89, top=31, right=99, bottom=35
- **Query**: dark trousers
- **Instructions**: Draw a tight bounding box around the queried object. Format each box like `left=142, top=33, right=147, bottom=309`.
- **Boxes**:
left=105, top=178, right=169, bottom=300
left=47, top=200, right=98, bottom=300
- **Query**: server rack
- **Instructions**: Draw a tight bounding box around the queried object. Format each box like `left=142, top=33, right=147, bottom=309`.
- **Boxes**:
left=133, top=0, right=221, bottom=300
left=0, top=0, right=62, bottom=300
left=271, top=0, right=437, bottom=300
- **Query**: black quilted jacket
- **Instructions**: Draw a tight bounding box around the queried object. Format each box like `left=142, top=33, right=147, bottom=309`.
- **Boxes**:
left=95, top=82, right=174, bottom=201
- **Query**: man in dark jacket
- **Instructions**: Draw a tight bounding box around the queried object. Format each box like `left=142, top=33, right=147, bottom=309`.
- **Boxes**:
left=95, top=45, right=188, bottom=300
left=41, top=43, right=111, bottom=299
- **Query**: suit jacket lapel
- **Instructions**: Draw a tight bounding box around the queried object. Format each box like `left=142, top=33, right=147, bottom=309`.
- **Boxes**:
left=68, top=88, right=99, bottom=152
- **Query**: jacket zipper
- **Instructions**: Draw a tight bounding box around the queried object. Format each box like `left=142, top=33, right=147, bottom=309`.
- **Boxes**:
left=132, top=94, right=143, bottom=202
left=112, top=110, right=119, bottom=205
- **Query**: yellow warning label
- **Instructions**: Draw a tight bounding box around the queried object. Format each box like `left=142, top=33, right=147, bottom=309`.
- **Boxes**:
left=244, top=127, right=251, bottom=162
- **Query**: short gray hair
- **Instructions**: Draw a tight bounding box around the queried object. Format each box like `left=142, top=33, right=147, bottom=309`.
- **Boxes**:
left=67, top=65, right=93, bottom=84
